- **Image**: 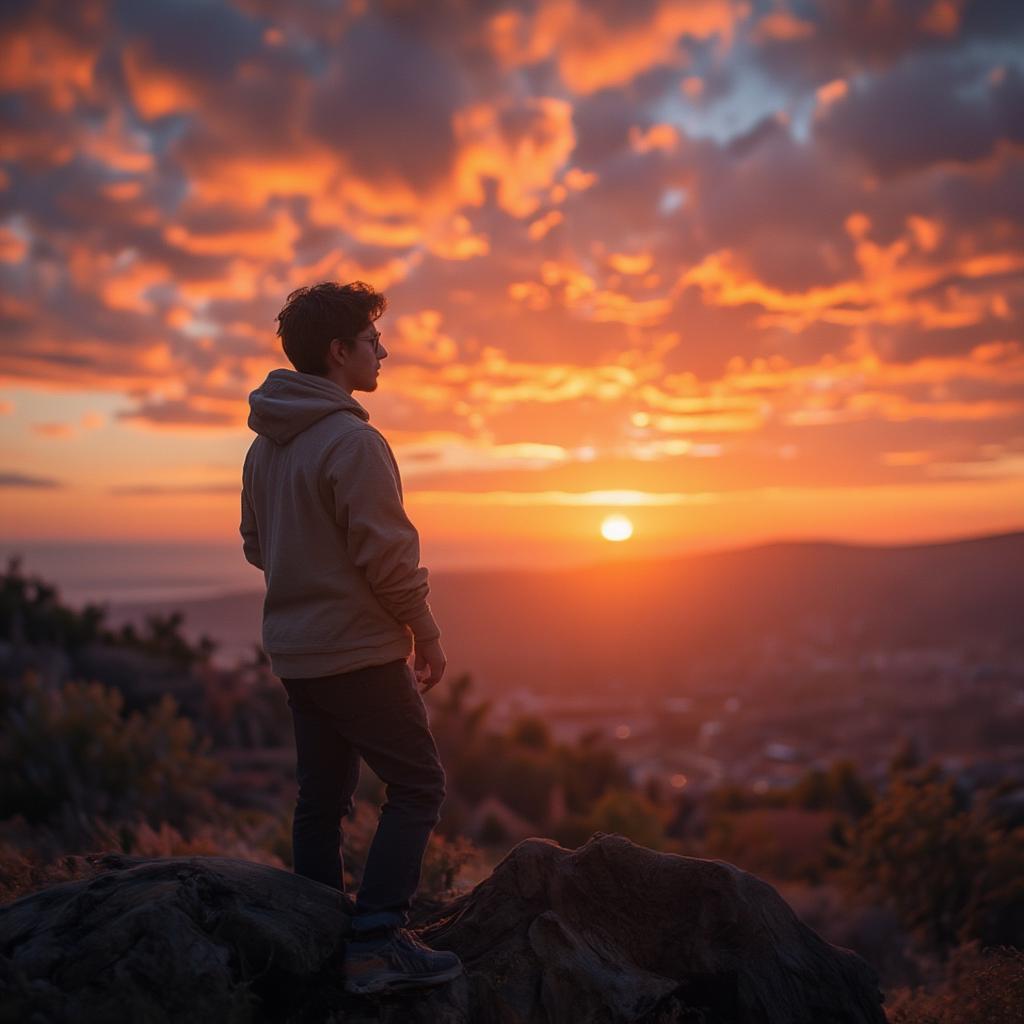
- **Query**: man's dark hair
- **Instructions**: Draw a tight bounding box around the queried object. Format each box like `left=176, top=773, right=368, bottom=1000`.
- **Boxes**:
left=275, top=281, right=387, bottom=375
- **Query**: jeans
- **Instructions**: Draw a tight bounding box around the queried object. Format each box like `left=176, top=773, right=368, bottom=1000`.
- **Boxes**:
left=281, top=658, right=446, bottom=932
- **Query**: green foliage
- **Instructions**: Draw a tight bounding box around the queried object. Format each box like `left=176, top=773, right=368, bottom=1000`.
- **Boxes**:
left=0, top=672, right=222, bottom=845
left=337, top=798, right=479, bottom=898
left=705, top=807, right=836, bottom=883
left=478, top=813, right=508, bottom=846
left=509, top=715, right=551, bottom=750
left=110, top=612, right=217, bottom=669
left=431, top=675, right=631, bottom=831
left=838, top=764, right=1023, bottom=950
left=0, top=559, right=217, bottom=667
left=554, top=787, right=665, bottom=851
left=456, top=738, right=559, bottom=822
left=706, top=781, right=754, bottom=814
left=556, top=737, right=632, bottom=815
left=0, top=559, right=106, bottom=652
left=419, top=834, right=480, bottom=896
left=789, top=759, right=874, bottom=818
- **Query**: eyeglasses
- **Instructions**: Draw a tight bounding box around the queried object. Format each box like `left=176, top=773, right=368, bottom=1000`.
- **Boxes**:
left=341, top=329, right=384, bottom=356
left=364, top=330, right=383, bottom=355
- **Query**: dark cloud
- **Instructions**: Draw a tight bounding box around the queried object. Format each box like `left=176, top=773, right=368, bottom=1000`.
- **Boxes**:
left=116, top=399, right=238, bottom=428
left=0, top=472, right=63, bottom=489
left=109, top=482, right=238, bottom=496
left=309, top=18, right=464, bottom=190
left=114, top=0, right=265, bottom=85
left=571, top=91, right=637, bottom=167
left=814, top=55, right=1024, bottom=177
left=751, top=0, right=1022, bottom=88
left=0, top=0, right=1019, bottom=493
left=959, top=0, right=1024, bottom=42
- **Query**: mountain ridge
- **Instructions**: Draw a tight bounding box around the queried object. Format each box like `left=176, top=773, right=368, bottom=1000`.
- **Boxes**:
left=107, top=529, right=1024, bottom=692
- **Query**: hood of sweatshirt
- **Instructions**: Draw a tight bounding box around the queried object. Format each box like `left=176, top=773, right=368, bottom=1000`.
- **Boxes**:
left=247, top=368, right=369, bottom=445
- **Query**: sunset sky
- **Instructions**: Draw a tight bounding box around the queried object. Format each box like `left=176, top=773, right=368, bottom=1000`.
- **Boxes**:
left=2, top=0, right=1023, bottom=571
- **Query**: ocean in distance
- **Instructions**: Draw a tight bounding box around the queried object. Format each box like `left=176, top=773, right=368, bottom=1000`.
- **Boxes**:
left=3, top=542, right=262, bottom=608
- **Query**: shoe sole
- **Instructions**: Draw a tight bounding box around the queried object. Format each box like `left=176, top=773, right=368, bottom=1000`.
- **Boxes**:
left=344, top=962, right=463, bottom=996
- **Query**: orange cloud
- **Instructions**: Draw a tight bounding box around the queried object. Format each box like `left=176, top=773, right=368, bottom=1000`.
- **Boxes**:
left=31, top=422, right=76, bottom=439
left=514, top=257, right=673, bottom=326
left=789, top=392, right=1024, bottom=426
left=681, top=75, right=704, bottom=98
left=78, top=110, right=154, bottom=173
left=815, top=78, right=848, bottom=111
left=528, top=210, right=564, bottom=240
left=394, top=311, right=459, bottom=365
left=0, top=25, right=97, bottom=112
left=122, top=46, right=199, bottom=118
left=0, top=225, right=28, bottom=263
left=453, top=98, right=575, bottom=218
left=165, top=207, right=300, bottom=259
left=189, top=145, right=339, bottom=209
left=427, top=215, right=490, bottom=260
left=607, top=252, right=654, bottom=275
left=494, top=0, right=746, bottom=95
left=392, top=433, right=571, bottom=478
left=753, top=10, right=815, bottom=42
left=683, top=218, right=1024, bottom=333
left=920, top=0, right=962, bottom=37
left=508, top=280, right=552, bottom=311
left=629, top=124, right=679, bottom=154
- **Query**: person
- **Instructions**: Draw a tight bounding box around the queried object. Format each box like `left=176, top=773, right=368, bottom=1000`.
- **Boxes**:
left=239, top=280, right=463, bottom=995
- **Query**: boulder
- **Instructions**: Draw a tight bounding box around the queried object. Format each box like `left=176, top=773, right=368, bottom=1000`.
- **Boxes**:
left=0, top=834, right=886, bottom=1023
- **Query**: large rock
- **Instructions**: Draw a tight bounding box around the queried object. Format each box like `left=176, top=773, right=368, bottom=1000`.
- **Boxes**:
left=0, top=835, right=886, bottom=1023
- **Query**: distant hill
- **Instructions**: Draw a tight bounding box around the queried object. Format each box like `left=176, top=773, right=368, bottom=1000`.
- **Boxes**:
left=108, top=531, right=1024, bottom=694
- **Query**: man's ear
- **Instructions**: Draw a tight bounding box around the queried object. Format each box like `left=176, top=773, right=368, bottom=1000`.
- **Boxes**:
left=328, top=338, right=346, bottom=366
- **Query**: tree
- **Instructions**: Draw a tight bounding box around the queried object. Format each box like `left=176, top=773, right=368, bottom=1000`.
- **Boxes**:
left=0, top=672, right=222, bottom=847
left=838, top=764, right=1023, bottom=951
left=510, top=715, right=551, bottom=751
left=555, top=788, right=665, bottom=851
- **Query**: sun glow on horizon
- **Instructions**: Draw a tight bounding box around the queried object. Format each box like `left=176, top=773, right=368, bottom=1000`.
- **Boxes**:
left=600, top=513, right=634, bottom=542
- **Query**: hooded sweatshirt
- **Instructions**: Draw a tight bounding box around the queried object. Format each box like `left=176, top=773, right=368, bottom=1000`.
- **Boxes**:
left=240, top=368, right=440, bottom=678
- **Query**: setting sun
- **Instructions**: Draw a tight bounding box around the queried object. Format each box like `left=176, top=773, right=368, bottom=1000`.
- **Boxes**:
left=600, top=514, right=634, bottom=542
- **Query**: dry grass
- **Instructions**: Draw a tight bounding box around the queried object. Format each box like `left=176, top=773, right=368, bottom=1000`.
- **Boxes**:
left=885, top=942, right=1024, bottom=1024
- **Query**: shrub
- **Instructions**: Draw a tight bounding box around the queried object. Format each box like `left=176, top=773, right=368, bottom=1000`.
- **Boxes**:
left=419, top=834, right=480, bottom=896
left=0, top=672, right=222, bottom=846
left=838, top=765, right=1024, bottom=950
left=704, top=808, right=835, bottom=882
left=886, top=942, right=1024, bottom=1024
left=0, top=840, right=100, bottom=904
left=554, top=788, right=665, bottom=850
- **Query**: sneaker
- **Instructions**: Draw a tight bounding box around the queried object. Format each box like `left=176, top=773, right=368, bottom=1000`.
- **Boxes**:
left=343, top=927, right=463, bottom=995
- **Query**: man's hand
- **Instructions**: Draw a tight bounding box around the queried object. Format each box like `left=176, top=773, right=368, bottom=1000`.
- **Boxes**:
left=413, top=637, right=447, bottom=693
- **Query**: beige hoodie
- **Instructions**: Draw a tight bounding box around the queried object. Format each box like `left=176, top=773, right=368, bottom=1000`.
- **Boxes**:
left=240, top=368, right=440, bottom=678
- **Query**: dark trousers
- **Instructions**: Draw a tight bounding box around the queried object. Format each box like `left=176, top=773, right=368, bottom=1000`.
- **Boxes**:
left=281, top=658, right=446, bottom=932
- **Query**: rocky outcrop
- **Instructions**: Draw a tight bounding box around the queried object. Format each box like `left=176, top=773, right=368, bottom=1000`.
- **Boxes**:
left=0, top=834, right=886, bottom=1023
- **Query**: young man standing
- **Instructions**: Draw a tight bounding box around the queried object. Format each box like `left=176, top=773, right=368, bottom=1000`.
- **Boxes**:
left=240, top=281, right=462, bottom=995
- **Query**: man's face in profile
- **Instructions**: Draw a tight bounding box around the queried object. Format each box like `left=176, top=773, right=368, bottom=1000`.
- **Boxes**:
left=342, top=324, right=388, bottom=393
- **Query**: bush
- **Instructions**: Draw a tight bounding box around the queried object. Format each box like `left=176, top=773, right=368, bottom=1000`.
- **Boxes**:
left=789, top=759, right=874, bottom=818
left=419, top=834, right=480, bottom=896
left=0, top=560, right=105, bottom=652
left=335, top=798, right=478, bottom=897
left=886, top=942, right=1024, bottom=1024
left=0, top=840, right=101, bottom=905
left=704, top=808, right=836, bottom=882
left=509, top=715, right=551, bottom=751
left=554, top=788, right=665, bottom=850
left=0, top=672, right=222, bottom=846
left=838, top=765, right=1024, bottom=950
